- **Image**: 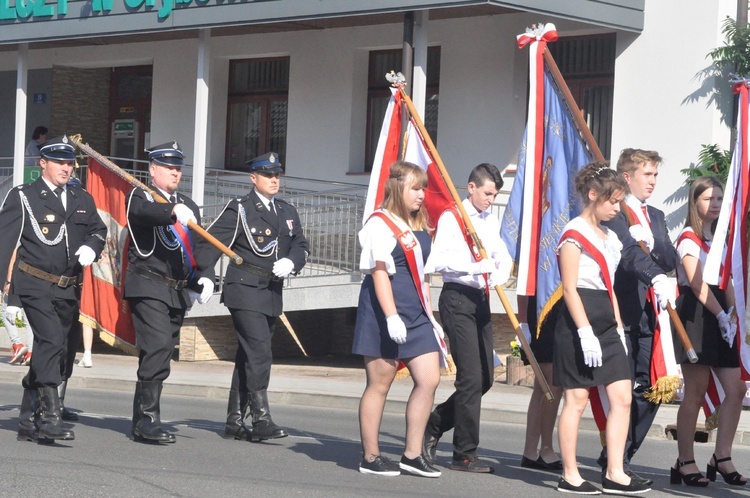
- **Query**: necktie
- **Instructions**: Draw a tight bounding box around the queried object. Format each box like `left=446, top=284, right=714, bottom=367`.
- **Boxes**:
left=640, top=205, right=651, bottom=226
left=170, top=195, right=176, bottom=204
left=54, top=187, right=66, bottom=211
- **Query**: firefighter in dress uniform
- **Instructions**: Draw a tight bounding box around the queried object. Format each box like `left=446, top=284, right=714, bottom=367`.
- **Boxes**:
left=123, top=141, right=214, bottom=444
left=0, top=135, right=106, bottom=443
left=195, top=152, right=309, bottom=442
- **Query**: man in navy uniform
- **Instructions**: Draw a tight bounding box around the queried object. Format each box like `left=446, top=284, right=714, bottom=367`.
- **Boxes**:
left=196, top=152, right=309, bottom=442
left=600, top=149, right=678, bottom=485
left=124, top=141, right=214, bottom=444
left=0, top=135, right=106, bottom=443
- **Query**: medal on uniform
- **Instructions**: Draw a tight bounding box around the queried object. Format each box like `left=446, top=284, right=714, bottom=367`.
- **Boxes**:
left=46, top=214, right=55, bottom=222
left=265, top=229, right=271, bottom=236
left=258, top=237, right=264, bottom=243
left=42, top=227, right=49, bottom=234
left=251, top=228, right=256, bottom=234
left=398, top=230, right=417, bottom=250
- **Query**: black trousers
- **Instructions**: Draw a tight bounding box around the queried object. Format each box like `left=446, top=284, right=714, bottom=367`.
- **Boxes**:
left=427, top=283, right=494, bottom=460
left=625, top=318, right=659, bottom=464
left=19, top=294, right=78, bottom=388
left=228, top=308, right=276, bottom=393
left=128, top=297, right=184, bottom=381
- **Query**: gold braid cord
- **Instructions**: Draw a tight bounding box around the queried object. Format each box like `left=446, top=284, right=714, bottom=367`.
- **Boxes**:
left=643, top=374, right=681, bottom=404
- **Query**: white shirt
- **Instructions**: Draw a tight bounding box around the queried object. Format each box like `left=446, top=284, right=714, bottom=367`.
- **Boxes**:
left=41, top=177, right=66, bottom=210
left=424, top=198, right=512, bottom=289
left=255, top=191, right=276, bottom=213
left=675, top=227, right=719, bottom=287
left=556, top=217, right=622, bottom=291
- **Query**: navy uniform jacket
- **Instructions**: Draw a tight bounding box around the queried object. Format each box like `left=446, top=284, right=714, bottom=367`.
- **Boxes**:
left=196, top=189, right=309, bottom=317
left=123, top=186, right=212, bottom=309
left=0, top=178, right=106, bottom=300
left=603, top=206, right=678, bottom=331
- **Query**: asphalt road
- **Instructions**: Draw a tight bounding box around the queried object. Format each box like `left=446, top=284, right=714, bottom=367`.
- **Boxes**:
left=0, top=382, right=748, bottom=497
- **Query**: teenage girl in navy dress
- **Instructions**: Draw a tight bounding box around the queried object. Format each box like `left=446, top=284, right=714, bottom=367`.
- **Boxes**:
left=353, top=161, right=443, bottom=478
left=671, top=175, right=746, bottom=487
left=554, top=162, right=650, bottom=495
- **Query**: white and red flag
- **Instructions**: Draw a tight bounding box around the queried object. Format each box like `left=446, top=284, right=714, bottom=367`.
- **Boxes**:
left=80, top=157, right=137, bottom=353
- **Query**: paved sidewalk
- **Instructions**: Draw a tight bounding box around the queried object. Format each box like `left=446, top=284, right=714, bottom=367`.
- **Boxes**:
left=0, top=349, right=749, bottom=446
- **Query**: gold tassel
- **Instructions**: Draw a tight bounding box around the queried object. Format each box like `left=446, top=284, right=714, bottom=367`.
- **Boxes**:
left=643, top=375, right=681, bottom=404
left=704, top=405, right=720, bottom=431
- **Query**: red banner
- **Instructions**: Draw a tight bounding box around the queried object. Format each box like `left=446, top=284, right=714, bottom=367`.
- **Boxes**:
left=80, top=158, right=137, bottom=353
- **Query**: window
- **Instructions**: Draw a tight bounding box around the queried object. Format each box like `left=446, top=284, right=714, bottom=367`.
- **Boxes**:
left=547, top=34, right=615, bottom=159
left=365, top=47, right=440, bottom=172
left=226, top=57, right=289, bottom=170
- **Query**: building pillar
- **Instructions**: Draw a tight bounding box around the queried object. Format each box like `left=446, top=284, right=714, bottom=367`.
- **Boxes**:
left=192, top=29, right=211, bottom=206
left=14, top=43, right=28, bottom=187
left=412, top=10, right=429, bottom=119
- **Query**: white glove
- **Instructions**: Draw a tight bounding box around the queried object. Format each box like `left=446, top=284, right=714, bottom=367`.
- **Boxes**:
left=717, top=307, right=737, bottom=347
left=197, top=277, right=214, bottom=305
left=386, top=314, right=407, bottom=344
left=489, top=266, right=511, bottom=288
left=577, top=326, right=602, bottom=368
left=519, top=322, right=532, bottom=345
left=173, top=203, right=196, bottom=228
left=617, top=327, right=628, bottom=355
left=75, top=246, right=96, bottom=267
left=272, top=258, right=295, bottom=279
left=628, top=224, right=654, bottom=251
left=186, top=289, right=200, bottom=307
left=651, top=274, right=674, bottom=310
left=471, top=259, right=497, bottom=275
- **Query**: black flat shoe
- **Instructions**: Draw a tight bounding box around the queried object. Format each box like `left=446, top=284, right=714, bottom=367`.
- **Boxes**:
left=557, top=477, right=601, bottom=495
left=521, top=455, right=563, bottom=471
left=625, top=470, right=653, bottom=487
left=601, top=476, right=650, bottom=495
left=707, top=454, right=747, bottom=486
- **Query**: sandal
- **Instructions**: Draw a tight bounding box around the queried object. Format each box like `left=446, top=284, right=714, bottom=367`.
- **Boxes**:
left=707, top=454, right=747, bottom=486
left=670, top=459, right=709, bottom=487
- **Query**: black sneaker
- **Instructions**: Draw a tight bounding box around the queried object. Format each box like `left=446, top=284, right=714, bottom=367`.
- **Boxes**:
left=359, top=455, right=401, bottom=476
left=399, top=454, right=441, bottom=478
left=451, top=456, right=495, bottom=473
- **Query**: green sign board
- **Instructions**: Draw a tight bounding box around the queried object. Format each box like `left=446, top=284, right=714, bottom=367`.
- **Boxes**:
left=23, top=166, right=41, bottom=184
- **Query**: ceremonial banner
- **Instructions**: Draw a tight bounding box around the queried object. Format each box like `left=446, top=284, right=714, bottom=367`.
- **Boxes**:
left=363, top=88, right=454, bottom=229
left=500, top=63, right=590, bottom=334
left=80, top=158, right=137, bottom=353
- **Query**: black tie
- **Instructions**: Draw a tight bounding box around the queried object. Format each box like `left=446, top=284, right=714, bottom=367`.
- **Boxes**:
left=54, top=187, right=65, bottom=211
left=170, top=195, right=176, bottom=204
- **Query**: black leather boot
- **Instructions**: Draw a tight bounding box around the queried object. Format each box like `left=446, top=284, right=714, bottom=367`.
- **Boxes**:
left=17, top=388, right=40, bottom=442
left=132, top=380, right=175, bottom=444
left=37, top=386, right=75, bottom=441
left=128, top=381, right=141, bottom=441
left=58, top=380, right=79, bottom=421
left=248, top=390, right=287, bottom=441
left=223, top=390, right=251, bottom=440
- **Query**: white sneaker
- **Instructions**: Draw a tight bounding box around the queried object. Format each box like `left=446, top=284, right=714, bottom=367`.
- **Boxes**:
left=80, top=352, right=93, bottom=368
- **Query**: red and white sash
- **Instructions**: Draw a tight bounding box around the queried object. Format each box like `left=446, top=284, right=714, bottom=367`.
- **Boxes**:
left=370, top=211, right=449, bottom=366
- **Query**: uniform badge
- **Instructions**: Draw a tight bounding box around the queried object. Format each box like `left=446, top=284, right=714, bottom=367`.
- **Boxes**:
left=42, top=227, right=49, bottom=234
left=286, top=220, right=294, bottom=231
left=251, top=228, right=256, bottom=234
left=265, top=229, right=271, bottom=236
left=258, top=236, right=264, bottom=243
left=46, top=214, right=55, bottom=222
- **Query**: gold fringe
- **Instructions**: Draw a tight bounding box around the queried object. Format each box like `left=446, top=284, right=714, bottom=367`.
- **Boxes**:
left=704, top=405, right=720, bottom=431
left=536, top=286, right=563, bottom=339
left=643, top=375, right=681, bottom=404
left=79, top=313, right=139, bottom=356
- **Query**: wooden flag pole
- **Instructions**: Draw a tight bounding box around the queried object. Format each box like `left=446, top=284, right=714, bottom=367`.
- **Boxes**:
left=393, top=78, right=555, bottom=402
left=69, top=135, right=243, bottom=265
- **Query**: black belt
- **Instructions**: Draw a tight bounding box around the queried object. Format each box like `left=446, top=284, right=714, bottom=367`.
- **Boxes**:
left=130, top=264, right=188, bottom=291
left=443, top=282, right=487, bottom=299
left=230, top=260, right=280, bottom=281
left=18, top=261, right=78, bottom=288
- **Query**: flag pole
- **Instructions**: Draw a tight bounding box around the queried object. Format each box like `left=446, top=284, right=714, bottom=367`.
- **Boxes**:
left=68, top=134, right=243, bottom=265
left=544, top=50, right=698, bottom=363
left=391, top=77, right=555, bottom=402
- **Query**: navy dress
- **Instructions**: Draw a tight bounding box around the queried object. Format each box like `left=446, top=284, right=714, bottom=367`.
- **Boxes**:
left=352, top=230, right=439, bottom=359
